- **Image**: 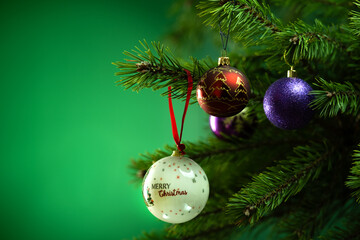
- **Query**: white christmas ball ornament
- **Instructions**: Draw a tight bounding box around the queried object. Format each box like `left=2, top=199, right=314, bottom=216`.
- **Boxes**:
left=142, top=151, right=210, bottom=224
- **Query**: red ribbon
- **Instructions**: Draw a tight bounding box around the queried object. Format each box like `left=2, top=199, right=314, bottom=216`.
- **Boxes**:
left=168, top=69, right=193, bottom=155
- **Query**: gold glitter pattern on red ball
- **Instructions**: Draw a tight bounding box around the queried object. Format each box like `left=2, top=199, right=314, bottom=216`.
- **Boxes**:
left=196, top=65, right=250, bottom=117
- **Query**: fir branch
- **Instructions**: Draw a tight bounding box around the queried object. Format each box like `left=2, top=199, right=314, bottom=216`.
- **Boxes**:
left=346, top=144, right=360, bottom=203
left=272, top=0, right=354, bottom=29
left=164, top=186, right=238, bottom=239
left=350, top=0, right=360, bottom=36
left=190, top=139, right=305, bottom=160
left=227, top=142, right=332, bottom=225
left=276, top=144, right=356, bottom=239
left=310, top=78, right=360, bottom=118
left=268, top=20, right=349, bottom=64
left=278, top=197, right=346, bottom=239
left=113, top=40, right=210, bottom=100
left=278, top=199, right=360, bottom=240
left=197, top=0, right=282, bottom=46
left=129, top=139, right=281, bottom=183
left=219, top=0, right=280, bottom=33
left=288, top=0, right=353, bottom=7
left=196, top=207, right=224, bottom=217
left=198, top=0, right=351, bottom=62
left=166, top=205, right=236, bottom=239
left=316, top=200, right=360, bottom=240
left=129, top=124, right=308, bottom=184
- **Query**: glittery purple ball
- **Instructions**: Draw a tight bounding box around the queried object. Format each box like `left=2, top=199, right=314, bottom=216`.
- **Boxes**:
left=263, top=77, right=314, bottom=130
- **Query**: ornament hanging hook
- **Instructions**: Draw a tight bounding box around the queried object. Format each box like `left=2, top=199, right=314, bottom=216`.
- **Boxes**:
left=283, top=49, right=293, bottom=68
left=283, top=50, right=297, bottom=77
left=218, top=0, right=236, bottom=57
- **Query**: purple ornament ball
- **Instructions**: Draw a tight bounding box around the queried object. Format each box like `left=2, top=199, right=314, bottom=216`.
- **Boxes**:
left=209, top=108, right=255, bottom=139
left=263, top=77, right=314, bottom=130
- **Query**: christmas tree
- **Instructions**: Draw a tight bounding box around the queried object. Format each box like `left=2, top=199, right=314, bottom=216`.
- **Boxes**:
left=113, top=0, right=360, bottom=239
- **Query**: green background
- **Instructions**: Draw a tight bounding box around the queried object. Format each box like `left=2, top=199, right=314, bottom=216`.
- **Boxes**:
left=0, top=0, right=209, bottom=239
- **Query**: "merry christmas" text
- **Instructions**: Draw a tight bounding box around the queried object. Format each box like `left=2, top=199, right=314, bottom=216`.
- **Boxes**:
left=158, top=189, right=188, bottom=197
left=152, top=183, right=171, bottom=189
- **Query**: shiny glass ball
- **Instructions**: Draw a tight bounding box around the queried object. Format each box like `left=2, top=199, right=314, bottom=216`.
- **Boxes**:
left=142, top=154, right=209, bottom=224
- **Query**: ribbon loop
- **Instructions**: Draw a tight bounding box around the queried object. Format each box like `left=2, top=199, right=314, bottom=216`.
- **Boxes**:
left=178, top=143, right=186, bottom=152
left=168, top=69, right=193, bottom=155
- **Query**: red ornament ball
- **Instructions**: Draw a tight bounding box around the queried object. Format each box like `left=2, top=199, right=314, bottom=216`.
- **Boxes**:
left=196, top=58, right=250, bottom=117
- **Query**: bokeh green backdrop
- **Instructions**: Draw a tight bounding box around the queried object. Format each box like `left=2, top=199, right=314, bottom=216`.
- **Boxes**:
left=0, top=0, right=209, bottom=239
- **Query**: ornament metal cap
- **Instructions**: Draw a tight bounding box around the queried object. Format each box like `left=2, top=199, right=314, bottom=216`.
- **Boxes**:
left=218, top=57, right=230, bottom=66
left=171, top=150, right=182, bottom=157
left=287, top=66, right=297, bottom=78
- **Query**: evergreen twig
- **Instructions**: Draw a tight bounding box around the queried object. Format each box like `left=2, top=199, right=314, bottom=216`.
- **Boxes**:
left=113, top=40, right=210, bottom=100
left=219, top=0, right=280, bottom=33
left=350, top=0, right=360, bottom=36
left=129, top=125, right=309, bottom=184
left=316, top=200, right=360, bottom=240
left=310, top=78, right=360, bottom=118
left=346, top=144, right=360, bottom=203
left=267, top=20, right=351, bottom=65
left=197, top=0, right=282, bottom=46
left=165, top=193, right=237, bottom=240
left=227, top=142, right=332, bottom=224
